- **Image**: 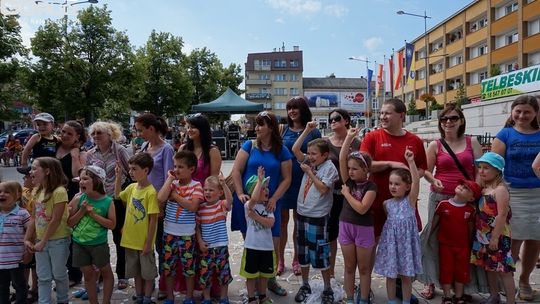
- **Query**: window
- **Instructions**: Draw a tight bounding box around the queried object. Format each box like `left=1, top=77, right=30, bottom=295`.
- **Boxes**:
left=290, top=88, right=299, bottom=95
left=528, top=18, right=540, bottom=36
left=274, top=60, right=286, bottom=68
left=469, top=44, right=488, bottom=59
left=495, top=1, right=518, bottom=19
left=259, top=88, right=269, bottom=93
left=528, top=51, right=540, bottom=66
left=431, top=83, right=444, bottom=95
left=289, top=60, right=299, bottom=67
left=506, top=32, right=519, bottom=44
left=449, top=54, right=463, bottom=67
left=499, top=61, right=518, bottom=74
left=372, top=100, right=379, bottom=111
left=505, top=2, right=518, bottom=14
left=469, top=70, right=488, bottom=84
left=417, top=68, right=426, bottom=80
left=470, top=16, right=488, bottom=32
left=274, top=88, right=286, bottom=95
left=259, top=74, right=270, bottom=80
left=274, top=102, right=286, bottom=110
left=274, top=74, right=286, bottom=81
left=290, top=74, right=299, bottom=81
left=416, top=48, right=427, bottom=60
left=495, top=30, right=518, bottom=48
left=431, top=62, right=444, bottom=74
left=431, top=40, right=443, bottom=53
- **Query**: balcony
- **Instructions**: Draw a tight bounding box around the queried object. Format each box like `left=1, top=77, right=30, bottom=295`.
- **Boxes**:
left=524, top=33, right=540, bottom=54
left=446, top=64, right=464, bottom=79
left=491, top=11, right=517, bottom=35
left=491, top=42, right=518, bottom=63
left=466, top=54, right=488, bottom=72
left=246, top=92, right=272, bottom=100
left=524, top=0, right=540, bottom=20
left=429, top=71, right=445, bottom=85
left=253, top=64, right=271, bottom=71
left=466, top=27, right=488, bottom=46
left=467, top=84, right=481, bottom=98
left=245, top=79, right=272, bottom=85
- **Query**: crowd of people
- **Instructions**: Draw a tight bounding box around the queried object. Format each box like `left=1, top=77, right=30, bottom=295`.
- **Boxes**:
left=0, top=95, right=539, bottom=304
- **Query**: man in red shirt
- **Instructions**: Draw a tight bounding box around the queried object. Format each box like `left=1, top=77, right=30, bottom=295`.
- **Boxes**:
left=360, top=98, right=427, bottom=237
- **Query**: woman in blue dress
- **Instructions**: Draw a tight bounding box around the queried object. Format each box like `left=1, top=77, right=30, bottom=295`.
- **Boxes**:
left=231, top=111, right=292, bottom=296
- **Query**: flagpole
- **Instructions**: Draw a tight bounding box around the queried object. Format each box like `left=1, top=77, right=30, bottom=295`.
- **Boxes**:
left=383, top=55, right=387, bottom=103
left=366, top=58, right=371, bottom=128
left=402, top=41, right=406, bottom=103
left=391, top=48, right=395, bottom=98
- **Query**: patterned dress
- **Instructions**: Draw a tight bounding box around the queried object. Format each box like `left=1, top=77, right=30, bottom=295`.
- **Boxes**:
left=374, top=197, right=423, bottom=278
left=470, top=194, right=515, bottom=273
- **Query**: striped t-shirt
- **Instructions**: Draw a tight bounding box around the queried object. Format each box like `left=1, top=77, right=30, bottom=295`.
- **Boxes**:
left=197, top=200, right=229, bottom=248
left=0, top=205, right=30, bottom=269
left=164, top=179, right=203, bottom=236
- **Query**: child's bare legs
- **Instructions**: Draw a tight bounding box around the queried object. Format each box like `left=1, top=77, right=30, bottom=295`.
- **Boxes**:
left=246, top=278, right=257, bottom=302
left=81, top=266, right=98, bottom=304
left=400, top=276, right=413, bottom=302
left=441, top=284, right=452, bottom=298
left=500, top=272, right=516, bottom=304
left=185, top=276, right=195, bottom=299
left=386, top=277, right=397, bottom=301
left=454, top=282, right=464, bottom=299
left=99, top=265, right=114, bottom=304
left=220, top=284, right=229, bottom=300
left=341, top=243, right=357, bottom=299
left=165, top=277, right=175, bottom=300
left=258, top=277, right=268, bottom=298
left=357, top=247, right=373, bottom=301
left=486, top=271, right=499, bottom=297
left=144, top=278, right=153, bottom=298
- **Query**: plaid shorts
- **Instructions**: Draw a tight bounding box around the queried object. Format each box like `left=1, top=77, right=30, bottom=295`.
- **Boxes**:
left=161, top=233, right=195, bottom=277
left=296, top=214, right=330, bottom=270
left=198, top=246, right=232, bottom=288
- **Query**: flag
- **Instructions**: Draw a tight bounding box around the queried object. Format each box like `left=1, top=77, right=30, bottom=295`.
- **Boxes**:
left=367, top=68, right=373, bottom=100
left=394, top=51, right=404, bottom=91
left=386, top=55, right=394, bottom=95
left=404, top=42, right=414, bottom=83
left=408, top=51, right=416, bottom=86
left=376, top=64, right=383, bottom=97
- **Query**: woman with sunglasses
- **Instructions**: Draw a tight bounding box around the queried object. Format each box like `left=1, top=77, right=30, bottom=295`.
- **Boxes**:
left=418, top=104, right=482, bottom=300
left=134, top=113, right=175, bottom=300
left=278, top=97, right=320, bottom=277
left=492, top=95, right=540, bottom=302
left=86, top=121, right=131, bottom=291
left=323, top=109, right=360, bottom=279
left=231, top=111, right=292, bottom=297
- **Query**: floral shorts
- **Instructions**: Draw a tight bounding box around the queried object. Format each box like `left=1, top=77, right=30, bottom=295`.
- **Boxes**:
left=198, top=246, right=232, bottom=288
left=162, top=233, right=195, bottom=277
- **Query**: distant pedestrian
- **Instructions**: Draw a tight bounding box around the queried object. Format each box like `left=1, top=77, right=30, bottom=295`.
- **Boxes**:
left=18, top=113, right=58, bottom=174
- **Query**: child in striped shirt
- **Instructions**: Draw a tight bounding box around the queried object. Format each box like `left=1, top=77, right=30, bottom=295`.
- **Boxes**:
left=196, top=175, right=233, bottom=304
left=157, top=150, right=204, bottom=304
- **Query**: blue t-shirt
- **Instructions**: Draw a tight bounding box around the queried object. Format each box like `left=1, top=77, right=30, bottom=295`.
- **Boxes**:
left=496, top=127, right=540, bottom=188
left=230, top=140, right=292, bottom=233
left=280, top=126, right=321, bottom=208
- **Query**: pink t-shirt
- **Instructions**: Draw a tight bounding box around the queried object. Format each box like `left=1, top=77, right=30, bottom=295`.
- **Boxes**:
left=432, top=136, right=475, bottom=195
left=192, top=156, right=210, bottom=186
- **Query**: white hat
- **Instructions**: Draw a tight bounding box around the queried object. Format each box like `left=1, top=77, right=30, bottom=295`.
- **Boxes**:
left=84, top=165, right=106, bottom=183
left=33, top=112, right=55, bottom=123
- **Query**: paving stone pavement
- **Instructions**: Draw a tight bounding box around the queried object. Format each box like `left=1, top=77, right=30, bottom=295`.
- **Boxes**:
left=1, top=162, right=538, bottom=303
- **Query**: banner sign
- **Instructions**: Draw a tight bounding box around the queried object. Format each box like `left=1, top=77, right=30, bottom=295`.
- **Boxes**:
left=481, top=64, right=540, bottom=100
left=304, top=91, right=366, bottom=112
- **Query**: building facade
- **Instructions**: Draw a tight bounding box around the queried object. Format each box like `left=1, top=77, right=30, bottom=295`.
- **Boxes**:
left=244, top=46, right=304, bottom=118
left=398, top=0, right=540, bottom=110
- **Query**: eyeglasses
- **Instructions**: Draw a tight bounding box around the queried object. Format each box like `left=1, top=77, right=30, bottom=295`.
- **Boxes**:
left=329, top=115, right=342, bottom=123
left=440, top=115, right=460, bottom=123
left=90, top=130, right=103, bottom=136
left=258, top=111, right=270, bottom=118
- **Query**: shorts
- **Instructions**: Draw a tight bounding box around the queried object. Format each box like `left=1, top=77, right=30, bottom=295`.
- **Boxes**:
left=439, top=245, right=471, bottom=284
left=199, top=246, right=232, bottom=288
left=125, top=248, right=158, bottom=280
left=162, top=233, right=195, bottom=277
left=337, top=221, right=375, bottom=249
left=239, top=248, right=276, bottom=279
left=72, top=242, right=110, bottom=268
left=296, top=214, right=330, bottom=270
left=328, top=194, right=344, bottom=242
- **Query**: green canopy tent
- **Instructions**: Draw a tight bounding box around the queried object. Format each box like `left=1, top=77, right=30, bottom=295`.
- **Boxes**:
left=191, top=88, right=263, bottom=113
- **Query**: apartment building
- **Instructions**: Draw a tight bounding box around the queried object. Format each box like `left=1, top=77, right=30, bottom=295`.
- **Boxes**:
left=244, top=46, right=303, bottom=118
left=398, top=0, right=540, bottom=111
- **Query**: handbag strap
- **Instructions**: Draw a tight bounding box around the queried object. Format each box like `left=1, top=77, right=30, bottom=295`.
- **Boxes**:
left=439, top=138, right=471, bottom=181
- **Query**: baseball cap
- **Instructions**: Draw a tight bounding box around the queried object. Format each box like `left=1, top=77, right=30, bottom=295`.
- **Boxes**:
left=33, top=112, right=55, bottom=123
left=245, top=174, right=270, bottom=196
left=17, top=166, right=31, bottom=175
left=84, top=165, right=107, bottom=183
left=475, top=152, right=505, bottom=172
left=459, top=179, right=482, bottom=201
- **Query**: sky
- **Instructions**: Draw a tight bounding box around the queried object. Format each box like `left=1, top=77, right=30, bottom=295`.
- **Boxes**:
left=7, top=0, right=472, bottom=85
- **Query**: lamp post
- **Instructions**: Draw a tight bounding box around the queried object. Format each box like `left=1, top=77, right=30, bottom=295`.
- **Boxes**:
left=348, top=56, right=372, bottom=127
left=397, top=10, right=431, bottom=119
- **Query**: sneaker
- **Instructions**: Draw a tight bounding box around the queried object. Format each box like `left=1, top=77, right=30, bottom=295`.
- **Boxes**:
left=201, top=300, right=213, bottom=304
left=321, top=289, right=334, bottom=304
left=157, top=291, right=168, bottom=301
left=73, top=289, right=87, bottom=298
left=183, top=299, right=196, bottom=304
left=219, top=299, right=230, bottom=304
left=481, top=294, right=500, bottom=304
left=294, top=285, right=311, bottom=303
left=259, top=297, right=273, bottom=304
left=163, top=300, right=175, bottom=304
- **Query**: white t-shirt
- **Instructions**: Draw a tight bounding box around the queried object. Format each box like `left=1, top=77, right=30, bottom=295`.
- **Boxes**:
left=244, top=202, right=274, bottom=251
left=296, top=159, right=339, bottom=218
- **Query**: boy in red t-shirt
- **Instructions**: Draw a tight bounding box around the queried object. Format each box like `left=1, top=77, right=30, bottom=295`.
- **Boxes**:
left=430, top=179, right=481, bottom=304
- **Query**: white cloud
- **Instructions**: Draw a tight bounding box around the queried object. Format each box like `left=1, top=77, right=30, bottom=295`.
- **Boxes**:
left=265, top=0, right=322, bottom=15
left=324, top=4, right=348, bottom=18
left=275, top=17, right=285, bottom=24
left=363, top=37, right=383, bottom=52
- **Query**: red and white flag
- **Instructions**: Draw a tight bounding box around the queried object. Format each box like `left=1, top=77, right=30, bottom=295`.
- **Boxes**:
left=386, top=56, right=394, bottom=95
left=394, top=51, right=404, bottom=91
left=375, top=64, right=383, bottom=97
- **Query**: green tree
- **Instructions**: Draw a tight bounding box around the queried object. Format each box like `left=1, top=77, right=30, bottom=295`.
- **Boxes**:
left=0, top=13, right=28, bottom=122
left=490, top=64, right=501, bottom=77
left=28, top=5, right=136, bottom=123
left=131, top=30, right=193, bottom=116
left=407, top=97, right=418, bottom=115
left=454, top=82, right=467, bottom=109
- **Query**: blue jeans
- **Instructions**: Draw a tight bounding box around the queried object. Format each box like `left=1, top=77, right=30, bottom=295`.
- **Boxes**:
left=35, top=237, right=70, bottom=304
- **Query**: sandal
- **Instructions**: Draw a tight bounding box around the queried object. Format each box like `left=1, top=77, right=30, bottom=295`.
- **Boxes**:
left=294, top=285, right=311, bottom=302
left=267, top=278, right=287, bottom=296
left=292, top=260, right=301, bottom=276
left=441, top=296, right=453, bottom=304
left=420, top=283, right=435, bottom=300
left=455, top=296, right=466, bottom=304
left=259, top=296, right=273, bottom=304
left=27, top=290, right=38, bottom=304
left=518, top=283, right=537, bottom=301
left=117, top=279, right=128, bottom=290
left=276, top=260, right=284, bottom=276
left=321, top=289, right=334, bottom=304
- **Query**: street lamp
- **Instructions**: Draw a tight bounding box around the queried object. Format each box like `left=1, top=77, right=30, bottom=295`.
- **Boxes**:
left=396, top=10, right=431, bottom=119
left=349, top=56, right=372, bottom=127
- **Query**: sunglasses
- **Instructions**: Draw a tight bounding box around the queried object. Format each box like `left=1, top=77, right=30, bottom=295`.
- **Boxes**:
left=329, top=115, right=342, bottom=123
left=186, top=113, right=203, bottom=119
left=440, top=115, right=460, bottom=123
left=258, top=111, right=270, bottom=118
left=90, top=130, right=104, bottom=136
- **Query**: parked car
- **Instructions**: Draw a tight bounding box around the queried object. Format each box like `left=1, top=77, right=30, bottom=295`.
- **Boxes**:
left=0, top=128, right=37, bottom=149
